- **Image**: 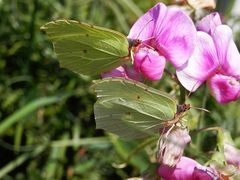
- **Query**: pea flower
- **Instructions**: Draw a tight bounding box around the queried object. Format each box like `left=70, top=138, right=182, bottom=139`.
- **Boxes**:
left=224, top=143, right=240, bottom=167
left=177, top=13, right=240, bottom=103
left=157, top=127, right=191, bottom=167
left=158, top=156, right=219, bottom=180
left=128, top=3, right=196, bottom=80
left=101, top=65, right=142, bottom=81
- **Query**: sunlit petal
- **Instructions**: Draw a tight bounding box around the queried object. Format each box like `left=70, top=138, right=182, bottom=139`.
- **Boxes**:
left=196, top=12, right=222, bottom=35
left=128, top=3, right=163, bottom=41
left=134, top=48, right=166, bottom=80
left=212, top=25, right=240, bottom=77
left=208, top=74, right=240, bottom=104
left=154, top=5, right=196, bottom=69
left=177, top=32, right=218, bottom=91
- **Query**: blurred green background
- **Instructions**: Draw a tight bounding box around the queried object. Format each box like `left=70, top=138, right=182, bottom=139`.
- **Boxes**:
left=0, top=0, right=240, bottom=179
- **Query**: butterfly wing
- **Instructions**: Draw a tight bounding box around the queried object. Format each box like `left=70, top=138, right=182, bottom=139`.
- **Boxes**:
left=41, top=20, right=129, bottom=76
left=92, top=78, right=177, bottom=139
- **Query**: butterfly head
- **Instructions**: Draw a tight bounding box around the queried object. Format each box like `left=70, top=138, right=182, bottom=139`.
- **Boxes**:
left=128, top=38, right=142, bottom=49
left=177, top=104, right=190, bottom=114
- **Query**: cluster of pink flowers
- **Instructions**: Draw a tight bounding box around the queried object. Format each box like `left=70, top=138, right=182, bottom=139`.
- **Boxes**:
left=157, top=143, right=240, bottom=180
left=177, top=12, right=240, bottom=104
left=103, top=3, right=240, bottom=104
left=102, top=3, right=240, bottom=179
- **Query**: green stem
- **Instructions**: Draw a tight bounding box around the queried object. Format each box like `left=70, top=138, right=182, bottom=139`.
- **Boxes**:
left=112, top=137, right=157, bottom=168
left=195, top=86, right=209, bottom=149
left=179, top=85, right=186, bottom=105
left=164, top=69, right=178, bottom=83
left=191, top=126, right=222, bottom=136
left=164, top=69, right=186, bottom=104
left=126, top=137, right=157, bottom=163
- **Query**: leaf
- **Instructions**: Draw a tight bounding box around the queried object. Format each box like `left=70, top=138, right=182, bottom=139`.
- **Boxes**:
left=0, top=93, right=72, bottom=136
left=0, top=145, right=47, bottom=178
left=92, top=78, right=176, bottom=139
left=41, top=20, right=130, bottom=76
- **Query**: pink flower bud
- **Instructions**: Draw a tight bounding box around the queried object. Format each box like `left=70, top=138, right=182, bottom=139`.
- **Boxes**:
left=101, top=66, right=126, bottom=78
left=134, top=48, right=166, bottom=80
left=224, top=143, right=240, bottom=167
left=101, top=65, right=142, bottom=81
left=157, top=127, right=191, bottom=167
left=158, top=156, right=219, bottom=180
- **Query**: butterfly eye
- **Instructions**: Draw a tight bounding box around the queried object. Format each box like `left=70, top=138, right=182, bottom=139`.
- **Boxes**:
left=135, top=39, right=142, bottom=47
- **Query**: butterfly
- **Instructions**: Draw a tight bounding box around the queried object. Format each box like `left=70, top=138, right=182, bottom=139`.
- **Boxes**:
left=92, top=77, right=190, bottom=139
left=41, top=20, right=141, bottom=76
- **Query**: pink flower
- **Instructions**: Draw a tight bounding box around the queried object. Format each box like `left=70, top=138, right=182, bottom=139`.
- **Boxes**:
left=128, top=3, right=196, bottom=81
left=134, top=48, right=166, bottom=80
left=177, top=13, right=240, bottom=104
left=158, top=127, right=191, bottom=167
left=158, top=156, right=219, bottom=180
left=224, top=143, right=240, bottom=167
left=101, top=65, right=142, bottom=81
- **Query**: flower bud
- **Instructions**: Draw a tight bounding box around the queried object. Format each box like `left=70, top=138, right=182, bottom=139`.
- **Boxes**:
left=134, top=48, right=166, bottom=81
left=157, top=127, right=191, bottom=167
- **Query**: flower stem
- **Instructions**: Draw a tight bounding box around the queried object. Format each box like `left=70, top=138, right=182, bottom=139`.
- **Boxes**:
left=196, top=86, right=208, bottom=149
left=164, top=69, right=186, bottom=104
left=191, top=126, right=222, bottom=136
left=179, top=85, right=186, bottom=105
left=164, top=69, right=178, bottom=83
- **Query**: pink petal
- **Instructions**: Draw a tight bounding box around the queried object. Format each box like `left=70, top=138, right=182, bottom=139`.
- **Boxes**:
left=192, top=165, right=219, bottom=180
left=158, top=157, right=198, bottom=180
left=128, top=3, right=163, bottom=42
left=122, top=64, right=143, bottom=81
left=158, top=156, right=218, bottom=180
left=212, top=25, right=240, bottom=78
left=208, top=74, right=240, bottom=104
left=134, top=48, right=166, bottom=80
left=154, top=5, right=197, bottom=69
left=101, top=66, right=142, bottom=81
left=196, top=12, right=222, bottom=35
left=176, top=32, right=218, bottom=91
left=224, top=143, right=240, bottom=167
left=101, top=66, right=126, bottom=78
left=158, top=127, right=191, bottom=167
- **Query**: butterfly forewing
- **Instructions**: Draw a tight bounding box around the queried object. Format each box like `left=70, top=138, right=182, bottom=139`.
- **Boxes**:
left=92, top=78, right=177, bottom=139
left=41, top=20, right=129, bottom=76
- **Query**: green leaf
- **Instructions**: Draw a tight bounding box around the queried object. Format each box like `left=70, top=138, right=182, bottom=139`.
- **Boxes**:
left=0, top=145, right=47, bottom=178
left=92, top=78, right=177, bottom=139
left=0, top=93, right=72, bottom=136
left=41, top=20, right=129, bottom=76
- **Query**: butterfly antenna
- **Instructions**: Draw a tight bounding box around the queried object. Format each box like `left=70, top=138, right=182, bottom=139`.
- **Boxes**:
left=190, top=106, right=210, bottom=113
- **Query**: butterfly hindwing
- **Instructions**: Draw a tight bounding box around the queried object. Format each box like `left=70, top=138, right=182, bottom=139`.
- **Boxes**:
left=41, top=20, right=129, bottom=76
left=92, top=78, right=177, bottom=139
